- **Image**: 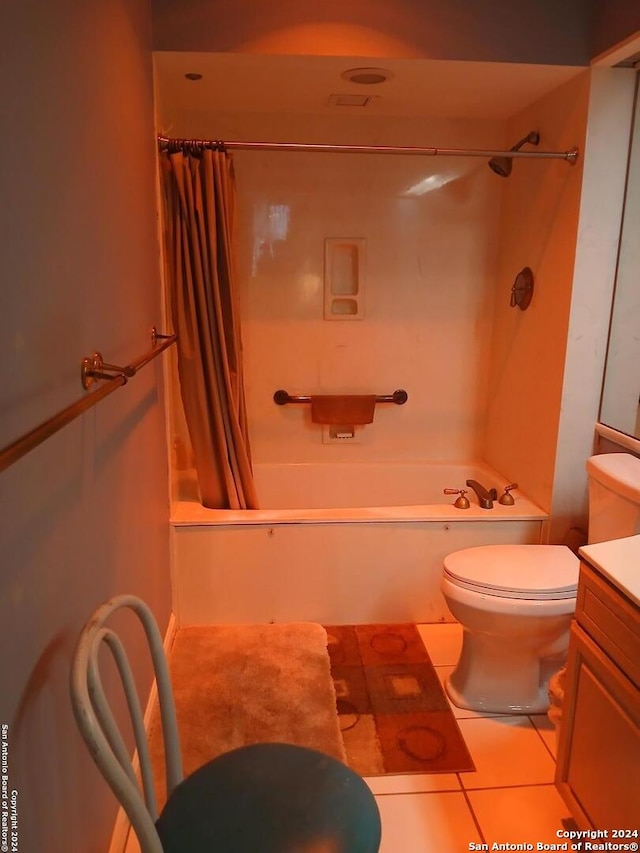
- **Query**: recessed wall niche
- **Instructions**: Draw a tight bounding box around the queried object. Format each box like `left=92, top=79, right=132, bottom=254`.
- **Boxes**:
left=324, top=238, right=365, bottom=319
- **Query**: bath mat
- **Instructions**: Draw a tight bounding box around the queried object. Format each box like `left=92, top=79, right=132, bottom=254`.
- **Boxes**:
left=149, top=622, right=345, bottom=806
left=324, top=623, right=475, bottom=776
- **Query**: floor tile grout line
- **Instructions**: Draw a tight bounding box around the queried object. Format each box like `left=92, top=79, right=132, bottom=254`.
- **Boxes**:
left=457, top=772, right=487, bottom=845
left=527, top=714, right=558, bottom=763
left=370, top=779, right=567, bottom=797
left=467, top=781, right=561, bottom=791
left=459, top=780, right=561, bottom=793
left=371, top=786, right=464, bottom=798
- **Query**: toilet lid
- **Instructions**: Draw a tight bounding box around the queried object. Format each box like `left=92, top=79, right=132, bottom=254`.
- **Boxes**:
left=444, top=545, right=579, bottom=600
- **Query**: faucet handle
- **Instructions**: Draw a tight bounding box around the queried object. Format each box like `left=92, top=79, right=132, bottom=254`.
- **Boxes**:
left=498, top=483, right=518, bottom=505
left=444, top=488, right=470, bottom=509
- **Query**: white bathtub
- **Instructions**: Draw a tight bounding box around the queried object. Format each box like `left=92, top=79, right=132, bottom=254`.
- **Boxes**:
left=170, top=462, right=547, bottom=626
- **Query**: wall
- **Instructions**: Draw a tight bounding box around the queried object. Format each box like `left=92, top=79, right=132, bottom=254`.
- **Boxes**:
left=550, top=68, right=637, bottom=542
left=242, top=116, right=503, bottom=465
left=0, top=4, right=634, bottom=850
left=151, top=0, right=592, bottom=65
left=164, top=109, right=504, bottom=468
left=590, top=1, right=640, bottom=60
left=482, top=67, right=637, bottom=541
left=599, top=79, right=640, bottom=437
left=483, top=72, right=590, bottom=518
left=0, top=3, right=170, bottom=852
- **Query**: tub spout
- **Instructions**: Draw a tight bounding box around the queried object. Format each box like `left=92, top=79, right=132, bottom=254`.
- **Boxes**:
left=465, top=479, right=498, bottom=509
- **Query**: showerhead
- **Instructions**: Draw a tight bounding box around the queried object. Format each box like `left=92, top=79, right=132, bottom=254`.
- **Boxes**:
left=489, top=130, right=540, bottom=178
left=488, top=156, right=513, bottom=178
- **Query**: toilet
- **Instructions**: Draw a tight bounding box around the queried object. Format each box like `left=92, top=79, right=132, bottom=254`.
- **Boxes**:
left=441, top=453, right=640, bottom=714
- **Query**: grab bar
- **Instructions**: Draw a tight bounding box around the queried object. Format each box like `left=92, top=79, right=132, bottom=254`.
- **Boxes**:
left=0, top=327, right=176, bottom=474
left=273, top=389, right=408, bottom=405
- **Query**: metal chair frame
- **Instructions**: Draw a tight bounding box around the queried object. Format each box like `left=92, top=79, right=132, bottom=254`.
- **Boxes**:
left=70, top=594, right=181, bottom=853
left=71, top=594, right=382, bottom=853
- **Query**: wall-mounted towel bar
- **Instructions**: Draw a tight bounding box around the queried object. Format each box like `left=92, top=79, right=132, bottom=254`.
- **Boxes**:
left=0, top=327, right=176, bottom=475
left=80, top=329, right=175, bottom=389
left=273, top=389, right=408, bottom=405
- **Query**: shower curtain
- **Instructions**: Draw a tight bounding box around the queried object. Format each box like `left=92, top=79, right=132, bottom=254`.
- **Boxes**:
left=160, top=145, right=258, bottom=509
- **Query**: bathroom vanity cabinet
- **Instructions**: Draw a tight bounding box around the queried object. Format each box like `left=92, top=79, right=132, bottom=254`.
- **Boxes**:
left=555, top=535, right=640, bottom=830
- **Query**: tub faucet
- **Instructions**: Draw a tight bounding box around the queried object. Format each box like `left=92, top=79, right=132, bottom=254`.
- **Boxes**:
left=466, top=479, right=498, bottom=509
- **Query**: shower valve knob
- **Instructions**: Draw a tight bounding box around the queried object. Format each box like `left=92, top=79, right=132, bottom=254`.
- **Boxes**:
left=444, top=488, right=470, bottom=510
left=499, top=483, right=518, bottom=505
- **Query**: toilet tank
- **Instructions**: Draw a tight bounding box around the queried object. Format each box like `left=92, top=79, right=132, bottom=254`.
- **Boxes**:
left=587, top=453, right=640, bottom=543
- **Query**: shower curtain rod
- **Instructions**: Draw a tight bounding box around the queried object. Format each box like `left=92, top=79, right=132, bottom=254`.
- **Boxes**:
left=158, top=136, right=579, bottom=163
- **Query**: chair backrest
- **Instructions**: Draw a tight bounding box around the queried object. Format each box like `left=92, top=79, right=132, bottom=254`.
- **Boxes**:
left=70, top=594, right=183, bottom=853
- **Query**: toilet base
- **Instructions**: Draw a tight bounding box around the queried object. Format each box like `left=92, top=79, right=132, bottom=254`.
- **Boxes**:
left=445, top=673, right=549, bottom=715
left=444, top=630, right=564, bottom=714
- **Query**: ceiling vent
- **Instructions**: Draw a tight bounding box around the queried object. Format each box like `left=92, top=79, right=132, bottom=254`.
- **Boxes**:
left=327, top=94, right=377, bottom=108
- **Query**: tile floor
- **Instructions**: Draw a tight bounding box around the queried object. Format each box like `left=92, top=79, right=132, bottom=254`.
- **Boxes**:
left=365, top=622, right=572, bottom=852
left=124, top=622, right=572, bottom=853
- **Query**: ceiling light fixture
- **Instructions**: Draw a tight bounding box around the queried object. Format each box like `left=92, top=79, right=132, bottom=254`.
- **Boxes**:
left=341, top=67, right=393, bottom=85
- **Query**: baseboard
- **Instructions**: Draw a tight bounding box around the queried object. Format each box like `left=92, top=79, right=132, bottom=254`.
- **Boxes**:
left=108, top=611, right=177, bottom=853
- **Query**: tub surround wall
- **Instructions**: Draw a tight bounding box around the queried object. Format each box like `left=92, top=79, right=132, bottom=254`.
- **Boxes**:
left=173, top=462, right=547, bottom=516
left=1, top=3, right=170, bottom=852
left=483, top=66, right=639, bottom=544
left=241, top=129, right=501, bottom=464
left=251, top=462, right=526, bottom=510
left=164, top=110, right=504, bottom=467
left=483, top=72, right=590, bottom=521
left=549, top=68, right=638, bottom=543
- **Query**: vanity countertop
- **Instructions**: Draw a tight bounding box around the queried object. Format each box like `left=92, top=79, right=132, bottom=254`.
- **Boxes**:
left=579, top=534, right=640, bottom=608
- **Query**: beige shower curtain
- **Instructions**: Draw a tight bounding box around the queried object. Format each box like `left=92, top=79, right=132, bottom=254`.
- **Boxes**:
left=160, top=145, right=258, bottom=509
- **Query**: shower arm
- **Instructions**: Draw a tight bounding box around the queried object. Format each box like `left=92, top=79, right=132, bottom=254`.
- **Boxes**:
left=158, top=136, right=579, bottom=164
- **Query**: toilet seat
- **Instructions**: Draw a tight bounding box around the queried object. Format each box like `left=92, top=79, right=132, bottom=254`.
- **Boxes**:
left=443, top=544, right=579, bottom=600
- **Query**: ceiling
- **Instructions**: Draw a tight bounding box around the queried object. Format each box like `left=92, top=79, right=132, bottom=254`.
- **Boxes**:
left=154, top=52, right=587, bottom=124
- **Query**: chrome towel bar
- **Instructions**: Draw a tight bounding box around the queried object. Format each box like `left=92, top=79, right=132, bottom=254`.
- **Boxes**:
left=273, top=389, right=408, bottom=405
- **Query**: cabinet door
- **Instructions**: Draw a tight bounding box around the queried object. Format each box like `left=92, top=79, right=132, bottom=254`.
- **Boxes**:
left=556, top=624, right=640, bottom=829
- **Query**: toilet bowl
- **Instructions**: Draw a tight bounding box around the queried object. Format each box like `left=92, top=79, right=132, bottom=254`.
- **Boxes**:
left=441, top=454, right=640, bottom=714
left=441, top=544, right=579, bottom=713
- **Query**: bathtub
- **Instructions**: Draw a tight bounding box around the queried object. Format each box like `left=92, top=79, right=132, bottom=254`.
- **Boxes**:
left=170, top=462, right=547, bottom=626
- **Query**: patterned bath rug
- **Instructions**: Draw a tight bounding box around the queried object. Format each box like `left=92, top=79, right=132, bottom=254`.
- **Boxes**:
left=324, top=623, right=475, bottom=776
